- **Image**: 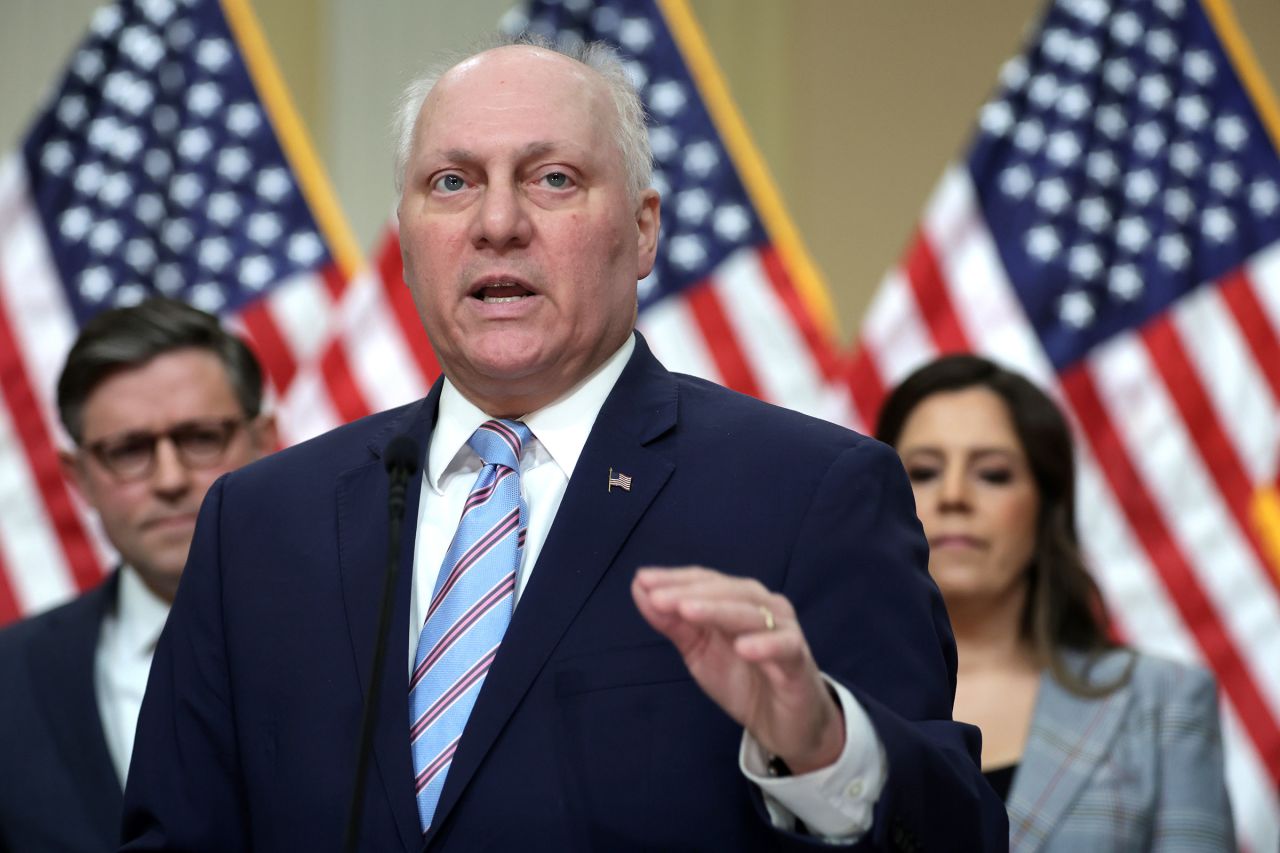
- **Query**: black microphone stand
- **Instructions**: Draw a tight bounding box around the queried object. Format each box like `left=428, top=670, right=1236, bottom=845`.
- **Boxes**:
left=344, top=437, right=418, bottom=853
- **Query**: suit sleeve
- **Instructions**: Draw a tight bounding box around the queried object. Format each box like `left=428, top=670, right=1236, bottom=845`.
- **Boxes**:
left=1151, top=664, right=1236, bottom=851
left=772, top=438, right=1008, bottom=851
left=120, top=476, right=251, bottom=851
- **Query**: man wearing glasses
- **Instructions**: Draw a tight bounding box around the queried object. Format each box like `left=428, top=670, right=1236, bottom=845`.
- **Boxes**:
left=0, top=297, right=275, bottom=853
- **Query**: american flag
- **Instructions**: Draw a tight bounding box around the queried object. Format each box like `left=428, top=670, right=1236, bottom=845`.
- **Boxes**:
left=607, top=469, right=633, bottom=492
left=0, top=0, right=381, bottom=622
left=846, top=0, right=1280, bottom=848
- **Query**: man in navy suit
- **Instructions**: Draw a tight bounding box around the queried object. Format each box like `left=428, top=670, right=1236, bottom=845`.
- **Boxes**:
left=123, top=38, right=1006, bottom=851
left=0, top=299, right=275, bottom=852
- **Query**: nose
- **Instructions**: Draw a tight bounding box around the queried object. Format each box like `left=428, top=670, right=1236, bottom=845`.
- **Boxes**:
left=150, top=436, right=192, bottom=498
left=470, top=181, right=532, bottom=251
left=936, top=463, right=970, bottom=512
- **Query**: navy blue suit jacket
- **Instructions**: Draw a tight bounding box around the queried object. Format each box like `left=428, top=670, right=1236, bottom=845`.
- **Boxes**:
left=123, top=335, right=1006, bottom=851
left=0, top=573, right=123, bottom=852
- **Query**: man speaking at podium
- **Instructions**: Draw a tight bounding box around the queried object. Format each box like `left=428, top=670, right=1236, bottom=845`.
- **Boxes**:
left=123, top=37, right=1005, bottom=851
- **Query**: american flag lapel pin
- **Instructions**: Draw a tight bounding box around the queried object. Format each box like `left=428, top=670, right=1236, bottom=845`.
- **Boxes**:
left=607, top=468, right=632, bottom=493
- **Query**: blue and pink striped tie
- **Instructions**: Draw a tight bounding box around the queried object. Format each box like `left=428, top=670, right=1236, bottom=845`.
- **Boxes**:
left=409, top=418, right=531, bottom=832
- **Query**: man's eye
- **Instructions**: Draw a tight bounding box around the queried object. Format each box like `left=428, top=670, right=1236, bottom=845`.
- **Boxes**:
left=540, top=171, right=571, bottom=189
left=177, top=428, right=226, bottom=455
left=434, top=174, right=466, bottom=192
left=104, top=438, right=152, bottom=466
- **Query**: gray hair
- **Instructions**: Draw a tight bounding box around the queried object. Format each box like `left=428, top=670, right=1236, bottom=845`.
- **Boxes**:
left=392, top=34, right=653, bottom=201
left=57, top=297, right=265, bottom=443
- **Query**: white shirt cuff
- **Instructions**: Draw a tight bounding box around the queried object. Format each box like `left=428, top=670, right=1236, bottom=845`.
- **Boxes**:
left=739, top=676, right=887, bottom=842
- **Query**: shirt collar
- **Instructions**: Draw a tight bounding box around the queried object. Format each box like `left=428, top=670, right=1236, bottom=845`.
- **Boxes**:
left=427, top=335, right=635, bottom=493
left=114, top=564, right=171, bottom=657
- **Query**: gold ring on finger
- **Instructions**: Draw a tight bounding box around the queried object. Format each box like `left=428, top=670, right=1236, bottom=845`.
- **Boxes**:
left=759, top=605, right=776, bottom=631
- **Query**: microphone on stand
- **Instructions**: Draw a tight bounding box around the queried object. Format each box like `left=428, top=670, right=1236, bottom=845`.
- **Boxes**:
left=344, top=435, right=419, bottom=853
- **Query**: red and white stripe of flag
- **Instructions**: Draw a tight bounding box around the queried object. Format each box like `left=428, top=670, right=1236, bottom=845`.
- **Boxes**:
left=0, top=155, right=114, bottom=620
left=639, top=244, right=853, bottom=425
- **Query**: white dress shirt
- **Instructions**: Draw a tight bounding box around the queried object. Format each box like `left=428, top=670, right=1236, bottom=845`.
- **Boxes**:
left=95, top=565, right=170, bottom=784
left=408, top=336, right=886, bottom=840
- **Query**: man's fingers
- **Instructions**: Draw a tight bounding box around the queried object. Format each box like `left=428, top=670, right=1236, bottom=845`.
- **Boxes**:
left=634, top=567, right=772, bottom=601
left=633, top=566, right=725, bottom=599
left=670, top=596, right=813, bottom=680
left=637, top=573, right=794, bottom=620
left=633, top=567, right=816, bottom=688
left=630, top=573, right=699, bottom=651
left=675, top=597, right=792, bottom=638
left=631, top=573, right=676, bottom=628
left=733, top=624, right=807, bottom=668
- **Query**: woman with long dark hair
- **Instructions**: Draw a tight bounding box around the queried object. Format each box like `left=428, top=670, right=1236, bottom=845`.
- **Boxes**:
left=877, top=354, right=1234, bottom=852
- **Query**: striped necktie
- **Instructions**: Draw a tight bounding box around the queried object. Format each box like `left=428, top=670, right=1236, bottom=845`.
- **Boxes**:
left=409, top=418, right=531, bottom=832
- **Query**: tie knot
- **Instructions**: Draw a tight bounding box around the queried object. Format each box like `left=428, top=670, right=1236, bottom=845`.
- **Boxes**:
left=468, top=419, right=531, bottom=471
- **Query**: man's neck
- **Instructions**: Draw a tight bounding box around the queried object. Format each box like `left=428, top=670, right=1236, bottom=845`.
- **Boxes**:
left=445, top=335, right=636, bottom=418
left=429, top=335, right=636, bottom=488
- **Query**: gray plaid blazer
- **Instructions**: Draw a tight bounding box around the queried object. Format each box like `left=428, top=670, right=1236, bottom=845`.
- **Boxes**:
left=1007, top=649, right=1235, bottom=852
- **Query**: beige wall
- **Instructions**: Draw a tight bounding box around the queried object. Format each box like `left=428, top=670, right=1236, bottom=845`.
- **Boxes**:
left=3, top=0, right=1278, bottom=343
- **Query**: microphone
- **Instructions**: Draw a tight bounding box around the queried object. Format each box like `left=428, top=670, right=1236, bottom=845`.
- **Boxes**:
left=345, top=435, right=420, bottom=853
left=384, top=434, right=419, bottom=516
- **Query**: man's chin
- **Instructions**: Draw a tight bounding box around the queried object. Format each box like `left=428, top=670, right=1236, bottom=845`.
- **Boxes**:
left=453, top=345, right=557, bottom=390
left=127, top=558, right=185, bottom=602
left=132, top=531, right=194, bottom=571
left=462, top=333, right=550, bottom=372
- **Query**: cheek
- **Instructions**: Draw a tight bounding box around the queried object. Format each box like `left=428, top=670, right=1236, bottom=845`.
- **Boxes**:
left=93, top=491, right=145, bottom=536
left=405, top=221, right=464, bottom=275
left=190, top=470, right=227, bottom=503
left=80, top=474, right=126, bottom=515
left=405, top=262, right=452, bottom=318
left=996, top=498, right=1039, bottom=569
left=908, top=486, right=937, bottom=533
left=561, top=212, right=630, bottom=266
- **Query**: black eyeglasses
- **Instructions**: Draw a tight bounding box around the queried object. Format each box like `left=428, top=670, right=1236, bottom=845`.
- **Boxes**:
left=83, top=417, right=247, bottom=481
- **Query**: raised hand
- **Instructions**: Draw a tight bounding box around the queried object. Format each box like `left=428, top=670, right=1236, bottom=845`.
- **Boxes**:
left=631, top=566, right=845, bottom=774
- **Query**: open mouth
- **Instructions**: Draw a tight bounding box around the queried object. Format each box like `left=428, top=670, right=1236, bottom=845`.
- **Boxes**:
left=472, top=281, right=535, bottom=303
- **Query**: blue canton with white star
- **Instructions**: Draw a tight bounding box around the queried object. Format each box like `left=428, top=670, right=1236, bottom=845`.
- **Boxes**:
left=23, top=0, right=333, bottom=325
left=510, top=0, right=769, bottom=312
left=969, top=0, right=1280, bottom=371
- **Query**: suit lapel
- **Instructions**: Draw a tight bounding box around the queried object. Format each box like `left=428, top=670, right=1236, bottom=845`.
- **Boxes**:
left=1008, top=651, right=1134, bottom=853
left=337, top=390, right=439, bottom=853
left=28, top=572, right=123, bottom=846
left=424, top=335, right=678, bottom=844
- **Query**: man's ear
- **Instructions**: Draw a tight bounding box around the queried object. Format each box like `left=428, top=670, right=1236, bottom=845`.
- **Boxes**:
left=58, top=448, right=88, bottom=497
left=635, top=188, right=661, bottom=279
left=249, top=413, right=280, bottom=458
